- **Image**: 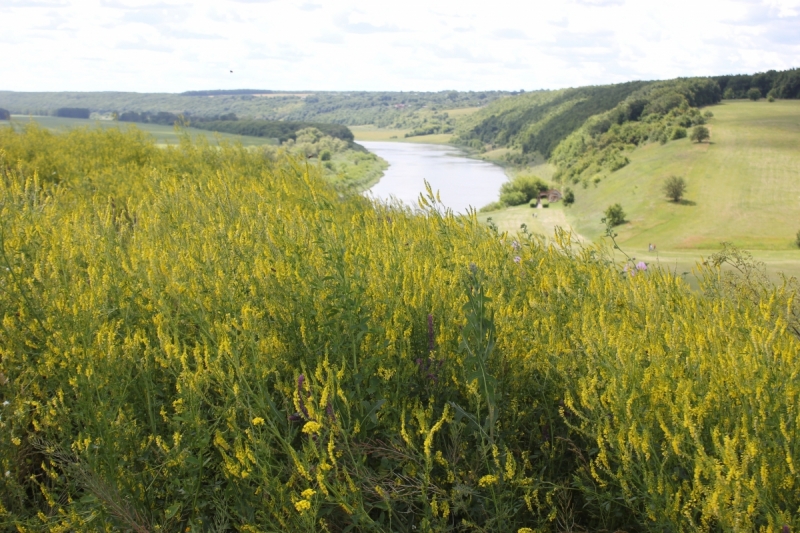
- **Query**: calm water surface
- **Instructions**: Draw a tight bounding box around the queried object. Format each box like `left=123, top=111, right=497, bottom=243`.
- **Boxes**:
left=360, top=142, right=508, bottom=214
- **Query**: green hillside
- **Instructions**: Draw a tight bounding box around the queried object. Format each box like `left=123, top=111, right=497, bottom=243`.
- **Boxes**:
left=565, top=100, right=800, bottom=250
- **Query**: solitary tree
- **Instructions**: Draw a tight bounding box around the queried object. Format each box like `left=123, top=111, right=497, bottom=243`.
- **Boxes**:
left=663, top=175, right=687, bottom=202
left=690, top=125, right=710, bottom=143
left=747, top=88, right=761, bottom=101
left=0, top=108, right=10, bottom=121
left=603, top=203, right=626, bottom=227
left=563, top=188, right=575, bottom=207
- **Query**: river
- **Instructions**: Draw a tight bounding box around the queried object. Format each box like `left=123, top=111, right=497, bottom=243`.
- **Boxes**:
left=359, top=142, right=508, bottom=214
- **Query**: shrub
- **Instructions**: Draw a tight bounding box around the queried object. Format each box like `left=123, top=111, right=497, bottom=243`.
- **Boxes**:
left=499, top=190, right=527, bottom=206
left=604, top=203, right=626, bottom=226
left=747, top=87, right=761, bottom=101
left=663, top=175, right=687, bottom=202
left=529, top=198, right=539, bottom=208
left=690, top=125, right=710, bottom=143
left=0, top=108, right=10, bottom=120
left=479, top=200, right=504, bottom=212
left=703, top=110, right=714, bottom=118
left=768, top=95, right=775, bottom=103
left=671, top=127, right=687, bottom=140
left=563, top=188, right=575, bottom=207
left=320, top=149, right=331, bottom=161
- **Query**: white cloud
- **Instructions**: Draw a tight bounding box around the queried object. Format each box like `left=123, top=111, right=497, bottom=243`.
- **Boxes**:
left=0, top=0, right=798, bottom=92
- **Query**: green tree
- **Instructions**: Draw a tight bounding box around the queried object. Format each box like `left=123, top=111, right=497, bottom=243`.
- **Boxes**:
left=747, top=88, right=761, bottom=101
left=603, top=203, right=626, bottom=227
left=663, top=175, right=687, bottom=202
left=690, top=125, right=710, bottom=143
left=0, top=108, right=10, bottom=121
left=671, top=127, right=687, bottom=140
left=563, top=188, right=575, bottom=207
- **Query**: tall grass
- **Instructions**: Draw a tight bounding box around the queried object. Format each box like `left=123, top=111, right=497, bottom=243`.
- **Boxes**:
left=0, top=125, right=798, bottom=532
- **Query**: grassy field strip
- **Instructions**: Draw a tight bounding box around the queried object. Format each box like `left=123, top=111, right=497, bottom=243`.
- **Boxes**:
left=352, top=125, right=455, bottom=144
left=5, top=115, right=279, bottom=147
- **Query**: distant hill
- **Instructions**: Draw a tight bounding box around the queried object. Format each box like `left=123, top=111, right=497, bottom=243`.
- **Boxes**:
left=180, top=89, right=276, bottom=97
left=0, top=90, right=510, bottom=128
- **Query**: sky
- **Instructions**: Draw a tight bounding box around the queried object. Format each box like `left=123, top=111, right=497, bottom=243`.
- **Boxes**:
left=2, top=0, right=799, bottom=93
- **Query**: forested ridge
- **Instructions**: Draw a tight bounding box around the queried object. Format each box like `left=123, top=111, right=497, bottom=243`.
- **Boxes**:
left=0, top=90, right=509, bottom=126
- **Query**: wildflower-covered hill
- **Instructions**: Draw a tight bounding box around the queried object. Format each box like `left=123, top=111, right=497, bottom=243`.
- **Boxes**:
left=1, top=126, right=798, bottom=532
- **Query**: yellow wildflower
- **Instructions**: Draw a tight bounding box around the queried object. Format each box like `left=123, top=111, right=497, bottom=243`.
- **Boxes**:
left=300, top=488, right=316, bottom=499
left=294, top=499, right=311, bottom=513
left=302, top=421, right=322, bottom=435
left=478, top=474, right=498, bottom=488
left=251, top=417, right=265, bottom=426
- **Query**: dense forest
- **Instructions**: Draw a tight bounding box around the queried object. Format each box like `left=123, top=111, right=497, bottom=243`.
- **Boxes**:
left=714, top=68, right=800, bottom=99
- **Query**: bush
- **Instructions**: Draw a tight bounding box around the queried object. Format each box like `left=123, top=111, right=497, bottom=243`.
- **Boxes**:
left=0, top=108, right=10, bottom=121
left=663, top=175, right=687, bottom=202
left=671, top=127, right=687, bottom=140
left=703, top=110, right=714, bottom=118
left=690, top=125, right=710, bottom=143
left=320, top=150, right=332, bottom=161
left=747, top=87, right=761, bottom=101
left=768, top=95, right=775, bottom=103
left=604, top=203, right=626, bottom=226
left=498, top=175, right=549, bottom=206
left=499, top=190, right=527, bottom=206
left=479, top=200, right=505, bottom=212
left=529, top=198, right=539, bottom=208
left=563, top=188, right=575, bottom=207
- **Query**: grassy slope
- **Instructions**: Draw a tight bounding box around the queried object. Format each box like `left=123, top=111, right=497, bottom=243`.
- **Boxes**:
left=566, top=100, right=800, bottom=250
left=4, top=115, right=278, bottom=147
left=560, top=99, right=800, bottom=280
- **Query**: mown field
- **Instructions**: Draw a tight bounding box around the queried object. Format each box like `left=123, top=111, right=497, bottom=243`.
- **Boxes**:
left=1, top=125, right=799, bottom=532
left=562, top=100, right=800, bottom=280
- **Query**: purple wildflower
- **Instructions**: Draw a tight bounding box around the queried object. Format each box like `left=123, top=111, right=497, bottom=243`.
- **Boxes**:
left=636, top=261, right=647, bottom=271
left=514, top=256, right=521, bottom=263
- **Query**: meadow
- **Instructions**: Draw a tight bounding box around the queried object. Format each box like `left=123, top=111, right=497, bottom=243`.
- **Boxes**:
left=1, top=124, right=799, bottom=532
left=4, top=115, right=280, bottom=147
left=561, top=100, right=800, bottom=280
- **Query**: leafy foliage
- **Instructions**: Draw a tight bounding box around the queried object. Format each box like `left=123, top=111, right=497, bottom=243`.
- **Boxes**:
left=192, top=119, right=354, bottom=143
left=1, top=125, right=799, bottom=532
left=748, top=87, right=762, bottom=101
left=716, top=68, right=800, bottom=99
left=691, top=125, right=710, bottom=143
left=663, top=175, right=687, bottom=202
left=604, top=203, right=626, bottom=226
left=498, top=175, right=549, bottom=206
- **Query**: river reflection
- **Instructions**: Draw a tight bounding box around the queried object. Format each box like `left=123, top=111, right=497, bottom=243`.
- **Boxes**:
left=360, top=142, right=508, bottom=214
